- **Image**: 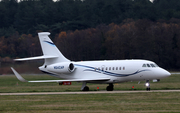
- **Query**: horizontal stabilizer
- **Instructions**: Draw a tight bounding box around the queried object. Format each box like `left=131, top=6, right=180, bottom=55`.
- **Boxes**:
left=11, top=67, right=110, bottom=83
left=14, top=55, right=58, bottom=61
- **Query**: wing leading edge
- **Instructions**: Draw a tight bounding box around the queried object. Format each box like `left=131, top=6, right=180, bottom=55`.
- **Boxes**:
left=11, top=67, right=110, bottom=83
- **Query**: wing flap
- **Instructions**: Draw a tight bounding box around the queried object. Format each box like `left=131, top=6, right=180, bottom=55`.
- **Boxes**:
left=11, top=67, right=110, bottom=83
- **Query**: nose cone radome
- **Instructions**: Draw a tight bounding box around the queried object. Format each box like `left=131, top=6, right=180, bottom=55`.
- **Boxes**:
left=157, top=68, right=171, bottom=78
left=164, top=70, right=171, bottom=77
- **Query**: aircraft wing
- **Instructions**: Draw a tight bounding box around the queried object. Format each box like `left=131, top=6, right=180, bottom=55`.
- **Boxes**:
left=11, top=67, right=110, bottom=83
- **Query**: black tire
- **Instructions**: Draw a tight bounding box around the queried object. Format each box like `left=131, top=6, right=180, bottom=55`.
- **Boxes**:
left=146, top=88, right=148, bottom=91
left=106, top=86, right=113, bottom=91
left=82, top=86, right=89, bottom=91
left=146, top=88, right=150, bottom=91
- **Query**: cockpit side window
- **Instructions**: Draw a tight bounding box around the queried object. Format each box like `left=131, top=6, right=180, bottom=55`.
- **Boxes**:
left=142, top=64, right=146, bottom=67
left=147, top=64, right=150, bottom=67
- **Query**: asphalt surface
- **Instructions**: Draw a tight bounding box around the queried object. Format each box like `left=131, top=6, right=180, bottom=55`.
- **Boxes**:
left=0, top=90, right=180, bottom=95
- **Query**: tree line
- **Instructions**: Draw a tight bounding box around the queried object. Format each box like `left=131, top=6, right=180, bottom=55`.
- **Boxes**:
left=1, top=19, right=180, bottom=70
left=54, top=19, right=180, bottom=70
left=1, top=0, right=180, bottom=36
left=1, top=0, right=180, bottom=70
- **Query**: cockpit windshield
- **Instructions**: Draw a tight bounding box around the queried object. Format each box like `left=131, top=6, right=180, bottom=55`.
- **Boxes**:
left=150, top=64, right=155, bottom=67
left=142, top=63, right=159, bottom=68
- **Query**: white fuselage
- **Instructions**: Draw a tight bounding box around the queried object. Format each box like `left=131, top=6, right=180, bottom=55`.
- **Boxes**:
left=39, top=59, right=170, bottom=84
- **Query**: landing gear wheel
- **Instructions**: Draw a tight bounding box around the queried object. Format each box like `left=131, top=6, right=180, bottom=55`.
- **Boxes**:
left=81, top=82, right=89, bottom=91
left=146, top=87, right=150, bottom=91
left=82, top=86, right=89, bottom=91
left=106, top=84, right=114, bottom=91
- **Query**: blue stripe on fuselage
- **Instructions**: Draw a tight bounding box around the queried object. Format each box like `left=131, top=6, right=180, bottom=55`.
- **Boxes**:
left=74, top=64, right=150, bottom=77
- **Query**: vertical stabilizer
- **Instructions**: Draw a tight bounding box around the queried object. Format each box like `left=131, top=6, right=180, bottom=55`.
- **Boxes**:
left=38, top=32, right=70, bottom=65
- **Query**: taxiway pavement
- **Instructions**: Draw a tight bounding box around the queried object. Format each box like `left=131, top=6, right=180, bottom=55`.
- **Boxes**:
left=0, top=90, right=180, bottom=96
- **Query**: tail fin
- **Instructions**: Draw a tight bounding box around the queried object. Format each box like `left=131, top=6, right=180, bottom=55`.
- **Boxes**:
left=38, top=32, right=69, bottom=64
left=15, top=32, right=70, bottom=65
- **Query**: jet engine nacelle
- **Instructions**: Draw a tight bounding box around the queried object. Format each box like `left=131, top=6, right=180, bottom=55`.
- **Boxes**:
left=47, top=62, right=75, bottom=74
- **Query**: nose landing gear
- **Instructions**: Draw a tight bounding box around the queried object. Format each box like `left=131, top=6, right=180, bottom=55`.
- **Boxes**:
left=145, top=80, right=150, bottom=91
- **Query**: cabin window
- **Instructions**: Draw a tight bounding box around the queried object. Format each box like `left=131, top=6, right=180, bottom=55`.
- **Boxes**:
left=102, top=67, right=104, bottom=71
left=106, top=67, right=108, bottom=70
left=116, top=67, right=118, bottom=70
left=123, top=67, right=125, bottom=70
left=109, top=67, right=111, bottom=70
left=112, top=67, right=114, bottom=70
left=119, top=67, right=121, bottom=70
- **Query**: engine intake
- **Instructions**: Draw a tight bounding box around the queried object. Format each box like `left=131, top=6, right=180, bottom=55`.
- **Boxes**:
left=47, top=62, right=75, bottom=74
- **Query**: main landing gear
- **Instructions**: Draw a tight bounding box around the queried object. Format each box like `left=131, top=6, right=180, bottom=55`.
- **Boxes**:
left=81, top=82, right=114, bottom=91
left=81, top=82, right=89, bottom=91
left=145, top=80, right=150, bottom=91
left=106, top=83, right=114, bottom=91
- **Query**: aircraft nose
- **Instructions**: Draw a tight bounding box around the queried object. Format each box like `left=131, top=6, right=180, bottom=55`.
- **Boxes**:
left=164, top=70, right=171, bottom=77
left=160, top=68, right=171, bottom=78
left=154, top=68, right=171, bottom=79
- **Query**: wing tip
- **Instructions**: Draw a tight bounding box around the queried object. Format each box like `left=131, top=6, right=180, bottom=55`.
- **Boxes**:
left=11, top=67, right=28, bottom=82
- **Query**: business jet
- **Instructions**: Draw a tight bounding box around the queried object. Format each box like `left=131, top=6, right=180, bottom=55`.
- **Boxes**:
left=11, top=32, right=171, bottom=91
